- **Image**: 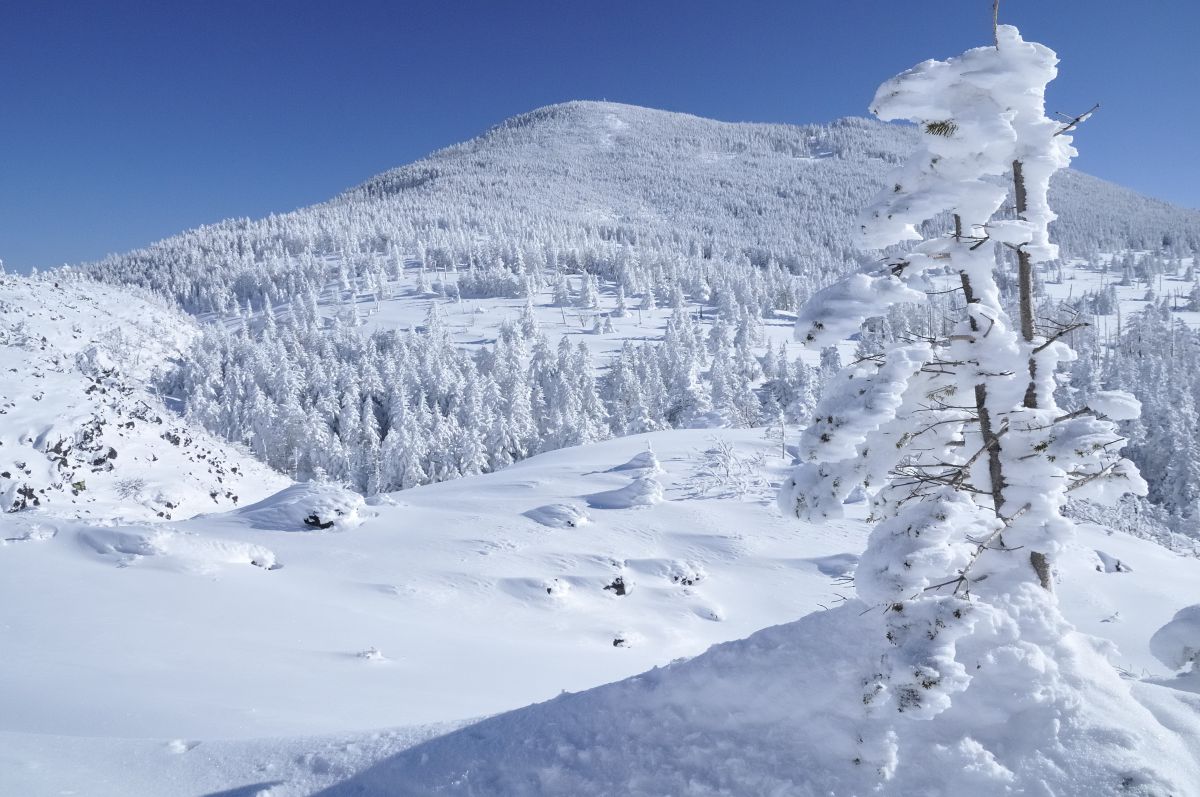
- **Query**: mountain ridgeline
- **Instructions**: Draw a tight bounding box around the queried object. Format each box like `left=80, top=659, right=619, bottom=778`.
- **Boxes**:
left=85, top=101, right=1199, bottom=315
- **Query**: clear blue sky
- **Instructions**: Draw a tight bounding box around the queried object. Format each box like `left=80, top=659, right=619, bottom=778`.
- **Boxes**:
left=2, top=0, right=1196, bottom=272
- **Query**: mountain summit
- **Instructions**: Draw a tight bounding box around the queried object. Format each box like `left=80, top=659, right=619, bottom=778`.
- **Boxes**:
left=86, top=101, right=1200, bottom=314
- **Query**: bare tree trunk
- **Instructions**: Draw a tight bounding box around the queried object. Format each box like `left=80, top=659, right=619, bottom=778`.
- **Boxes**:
left=957, top=215, right=1006, bottom=514
left=1012, top=161, right=1053, bottom=590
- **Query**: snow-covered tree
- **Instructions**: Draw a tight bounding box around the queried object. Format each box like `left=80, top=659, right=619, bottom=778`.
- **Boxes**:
left=778, top=22, right=1174, bottom=788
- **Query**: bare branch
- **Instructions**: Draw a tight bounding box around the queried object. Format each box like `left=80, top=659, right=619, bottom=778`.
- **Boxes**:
left=1032, top=321, right=1090, bottom=354
left=1053, top=103, right=1100, bottom=137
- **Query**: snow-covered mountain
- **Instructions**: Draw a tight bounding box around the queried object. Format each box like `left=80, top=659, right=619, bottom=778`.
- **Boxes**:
left=3, top=100, right=1200, bottom=795
left=86, top=101, right=1200, bottom=315
left=60, top=102, right=1200, bottom=511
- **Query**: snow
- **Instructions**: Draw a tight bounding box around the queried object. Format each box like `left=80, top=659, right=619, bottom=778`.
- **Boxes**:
left=1089, top=389, right=1143, bottom=421
left=585, top=473, right=664, bottom=509
left=1151, top=605, right=1200, bottom=672
left=0, top=431, right=843, bottom=743
left=318, top=601, right=1200, bottom=796
left=2, top=75, right=1199, bottom=797
left=0, top=272, right=289, bottom=520
left=3, top=427, right=1199, bottom=794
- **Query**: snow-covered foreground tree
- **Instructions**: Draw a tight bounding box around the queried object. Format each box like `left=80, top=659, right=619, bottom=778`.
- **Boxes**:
left=779, top=23, right=1191, bottom=790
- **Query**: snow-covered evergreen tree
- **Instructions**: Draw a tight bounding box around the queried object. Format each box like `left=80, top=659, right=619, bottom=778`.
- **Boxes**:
left=779, top=23, right=1175, bottom=789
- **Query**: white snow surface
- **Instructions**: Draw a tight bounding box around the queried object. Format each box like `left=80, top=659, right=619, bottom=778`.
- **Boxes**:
left=1152, top=605, right=1200, bottom=672
left=3, top=428, right=1199, bottom=795
left=321, top=605, right=1200, bottom=797
left=0, top=272, right=289, bottom=520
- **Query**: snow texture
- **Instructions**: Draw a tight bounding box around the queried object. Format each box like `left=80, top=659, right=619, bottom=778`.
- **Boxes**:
left=236, top=481, right=365, bottom=531
left=318, top=601, right=1200, bottom=796
left=585, top=474, right=664, bottom=509
left=1152, top=605, right=1200, bottom=672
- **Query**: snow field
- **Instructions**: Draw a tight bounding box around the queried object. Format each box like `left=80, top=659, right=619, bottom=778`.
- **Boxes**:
left=3, top=428, right=1199, bottom=794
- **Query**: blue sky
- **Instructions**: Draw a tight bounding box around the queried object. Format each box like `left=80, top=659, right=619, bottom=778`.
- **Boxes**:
left=2, top=0, right=1196, bottom=271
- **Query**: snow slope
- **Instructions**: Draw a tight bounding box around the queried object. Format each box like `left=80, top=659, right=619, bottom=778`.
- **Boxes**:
left=322, top=608, right=1200, bottom=796
left=0, top=271, right=288, bottom=521
left=2, top=428, right=1197, bottom=795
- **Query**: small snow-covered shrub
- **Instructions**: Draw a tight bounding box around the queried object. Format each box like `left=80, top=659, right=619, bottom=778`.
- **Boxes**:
left=586, top=475, right=663, bottom=509
left=523, top=503, right=590, bottom=528
left=686, top=438, right=766, bottom=499
left=357, top=646, right=387, bottom=662
left=236, top=481, right=364, bottom=532
left=114, top=477, right=147, bottom=500
left=607, top=448, right=662, bottom=475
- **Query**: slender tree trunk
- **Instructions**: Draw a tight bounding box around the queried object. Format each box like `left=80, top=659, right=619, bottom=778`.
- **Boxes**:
left=1013, top=161, right=1053, bottom=590
left=957, top=215, right=1006, bottom=514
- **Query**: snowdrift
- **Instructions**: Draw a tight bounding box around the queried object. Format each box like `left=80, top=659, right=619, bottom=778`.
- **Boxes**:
left=585, top=475, right=664, bottom=509
left=321, top=604, right=1200, bottom=796
left=236, top=481, right=365, bottom=531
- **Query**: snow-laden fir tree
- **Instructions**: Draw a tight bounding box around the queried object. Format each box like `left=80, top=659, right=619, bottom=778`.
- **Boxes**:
left=779, top=23, right=1184, bottom=789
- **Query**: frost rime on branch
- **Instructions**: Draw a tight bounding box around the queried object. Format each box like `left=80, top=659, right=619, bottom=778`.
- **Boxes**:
left=780, top=25, right=1146, bottom=723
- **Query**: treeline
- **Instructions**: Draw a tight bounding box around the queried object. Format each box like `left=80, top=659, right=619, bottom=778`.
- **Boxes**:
left=1065, top=295, right=1200, bottom=535
left=164, top=296, right=831, bottom=495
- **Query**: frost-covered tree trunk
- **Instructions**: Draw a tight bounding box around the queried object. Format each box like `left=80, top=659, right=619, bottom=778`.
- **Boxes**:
left=778, top=24, right=1170, bottom=785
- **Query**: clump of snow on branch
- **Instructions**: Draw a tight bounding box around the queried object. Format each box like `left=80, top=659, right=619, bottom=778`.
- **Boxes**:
left=1087, top=389, right=1142, bottom=422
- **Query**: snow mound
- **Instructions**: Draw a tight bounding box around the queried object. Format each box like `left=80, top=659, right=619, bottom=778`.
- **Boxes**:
left=523, top=503, right=590, bottom=528
left=585, top=475, right=664, bottom=509
left=1151, top=605, right=1200, bottom=671
left=319, top=603, right=1200, bottom=796
left=1095, top=549, right=1133, bottom=573
left=236, top=482, right=365, bottom=531
left=804, top=552, right=859, bottom=578
left=77, top=525, right=279, bottom=571
left=606, top=449, right=662, bottom=475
